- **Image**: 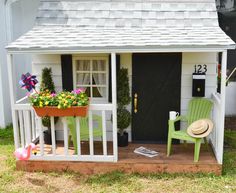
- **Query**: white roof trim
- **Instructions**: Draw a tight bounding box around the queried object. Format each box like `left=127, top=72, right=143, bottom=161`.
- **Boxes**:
left=7, top=46, right=233, bottom=55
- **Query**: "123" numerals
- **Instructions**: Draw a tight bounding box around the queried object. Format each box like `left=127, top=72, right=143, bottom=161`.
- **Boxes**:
left=194, top=64, right=207, bottom=73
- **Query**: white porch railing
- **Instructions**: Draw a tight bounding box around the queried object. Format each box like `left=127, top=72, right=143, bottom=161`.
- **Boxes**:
left=210, top=92, right=224, bottom=164
left=8, top=52, right=118, bottom=163
left=13, top=102, right=117, bottom=162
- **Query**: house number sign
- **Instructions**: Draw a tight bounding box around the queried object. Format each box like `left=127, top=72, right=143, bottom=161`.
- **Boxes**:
left=194, top=64, right=207, bottom=73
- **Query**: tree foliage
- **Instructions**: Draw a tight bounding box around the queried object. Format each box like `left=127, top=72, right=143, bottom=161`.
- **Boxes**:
left=40, top=67, right=56, bottom=128
left=117, top=68, right=131, bottom=108
left=40, top=67, right=55, bottom=93
left=117, top=68, right=131, bottom=135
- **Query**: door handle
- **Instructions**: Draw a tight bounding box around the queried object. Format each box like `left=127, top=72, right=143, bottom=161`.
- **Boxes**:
left=134, top=93, right=138, bottom=113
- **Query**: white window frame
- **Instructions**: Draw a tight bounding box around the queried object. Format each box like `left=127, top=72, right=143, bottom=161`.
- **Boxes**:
left=73, top=56, right=109, bottom=103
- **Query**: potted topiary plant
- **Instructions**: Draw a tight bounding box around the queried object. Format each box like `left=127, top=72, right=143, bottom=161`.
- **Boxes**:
left=117, top=68, right=131, bottom=147
left=117, top=107, right=131, bottom=147
left=40, top=67, right=57, bottom=144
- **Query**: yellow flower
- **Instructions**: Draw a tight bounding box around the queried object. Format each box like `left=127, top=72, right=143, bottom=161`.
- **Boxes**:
left=45, top=101, right=49, bottom=105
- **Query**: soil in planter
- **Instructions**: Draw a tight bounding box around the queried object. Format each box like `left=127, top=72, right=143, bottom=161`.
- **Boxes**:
left=118, top=132, right=128, bottom=147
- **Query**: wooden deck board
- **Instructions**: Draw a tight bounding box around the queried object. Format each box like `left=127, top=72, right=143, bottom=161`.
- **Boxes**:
left=16, top=142, right=222, bottom=175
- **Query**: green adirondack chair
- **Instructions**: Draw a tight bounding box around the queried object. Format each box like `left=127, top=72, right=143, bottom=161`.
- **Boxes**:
left=167, top=98, right=213, bottom=162
left=67, top=115, right=103, bottom=154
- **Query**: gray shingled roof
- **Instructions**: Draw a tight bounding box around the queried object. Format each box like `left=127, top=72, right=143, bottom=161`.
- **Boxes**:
left=6, top=0, right=235, bottom=52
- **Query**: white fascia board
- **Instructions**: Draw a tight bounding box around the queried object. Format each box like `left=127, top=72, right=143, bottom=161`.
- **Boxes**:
left=6, top=46, right=234, bottom=55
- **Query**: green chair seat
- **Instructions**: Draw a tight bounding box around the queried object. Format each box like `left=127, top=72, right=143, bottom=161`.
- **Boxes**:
left=67, top=114, right=103, bottom=154
left=173, top=129, right=196, bottom=142
left=167, top=98, right=213, bottom=162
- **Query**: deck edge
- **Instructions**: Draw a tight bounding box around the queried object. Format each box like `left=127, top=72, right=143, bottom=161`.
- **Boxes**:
left=16, top=160, right=222, bottom=175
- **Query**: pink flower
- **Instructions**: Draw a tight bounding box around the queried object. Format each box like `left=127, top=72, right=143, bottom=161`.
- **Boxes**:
left=72, top=88, right=84, bottom=95
left=51, top=93, right=56, bottom=97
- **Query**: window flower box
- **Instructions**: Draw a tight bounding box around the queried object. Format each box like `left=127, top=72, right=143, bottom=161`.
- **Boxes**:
left=29, top=89, right=89, bottom=117
left=33, top=105, right=88, bottom=117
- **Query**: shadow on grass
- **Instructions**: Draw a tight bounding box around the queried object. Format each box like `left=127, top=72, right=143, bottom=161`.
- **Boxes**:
left=86, top=171, right=132, bottom=186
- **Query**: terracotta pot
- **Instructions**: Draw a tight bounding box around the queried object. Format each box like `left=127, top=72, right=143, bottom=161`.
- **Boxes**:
left=33, top=106, right=88, bottom=117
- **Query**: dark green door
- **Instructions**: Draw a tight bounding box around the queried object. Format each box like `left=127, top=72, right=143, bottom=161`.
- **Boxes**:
left=132, top=53, right=181, bottom=143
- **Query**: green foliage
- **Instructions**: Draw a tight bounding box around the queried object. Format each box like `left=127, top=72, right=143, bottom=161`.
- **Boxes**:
left=29, top=90, right=89, bottom=109
left=40, top=67, right=55, bottom=92
left=117, top=68, right=131, bottom=107
left=117, top=107, right=131, bottom=134
left=117, top=68, right=131, bottom=133
left=40, top=67, right=56, bottom=127
left=225, top=130, right=236, bottom=148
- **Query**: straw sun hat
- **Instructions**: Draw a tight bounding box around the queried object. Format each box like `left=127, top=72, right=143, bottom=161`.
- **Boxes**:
left=187, top=119, right=214, bottom=138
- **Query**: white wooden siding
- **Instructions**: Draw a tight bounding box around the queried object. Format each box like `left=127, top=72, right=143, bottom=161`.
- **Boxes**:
left=181, top=52, right=217, bottom=130
left=32, top=55, right=62, bottom=93
left=32, top=52, right=218, bottom=140
left=32, top=54, right=115, bottom=141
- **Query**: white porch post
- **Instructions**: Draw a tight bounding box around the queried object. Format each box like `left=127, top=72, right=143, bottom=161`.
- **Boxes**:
left=111, top=52, right=118, bottom=162
left=7, top=53, right=19, bottom=149
left=219, top=51, right=227, bottom=164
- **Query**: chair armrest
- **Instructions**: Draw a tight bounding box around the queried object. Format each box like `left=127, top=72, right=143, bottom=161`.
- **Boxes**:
left=170, top=115, right=188, bottom=123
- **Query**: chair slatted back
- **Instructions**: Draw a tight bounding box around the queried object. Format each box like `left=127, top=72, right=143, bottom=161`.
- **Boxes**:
left=186, top=98, right=213, bottom=126
left=67, top=115, right=102, bottom=140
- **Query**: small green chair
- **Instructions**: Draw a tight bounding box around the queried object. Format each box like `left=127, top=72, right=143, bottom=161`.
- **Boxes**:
left=67, top=115, right=103, bottom=154
left=167, top=98, right=213, bottom=162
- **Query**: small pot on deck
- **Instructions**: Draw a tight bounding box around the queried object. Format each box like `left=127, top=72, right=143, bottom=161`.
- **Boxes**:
left=118, top=132, right=128, bottom=147
left=43, top=130, right=52, bottom=144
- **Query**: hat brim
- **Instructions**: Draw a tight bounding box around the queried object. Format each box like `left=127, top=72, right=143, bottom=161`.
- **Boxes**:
left=187, top=119, right=213, bottom=138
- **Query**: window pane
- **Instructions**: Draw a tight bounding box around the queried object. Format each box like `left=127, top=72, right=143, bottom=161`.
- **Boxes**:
left=92, top=73, right=106, bottom=85
left=76, top=73, right=90, bottom=85
left=76, top=60, right=90, bottom=71
left=84, top=87, right=91, bottom=97
left=92, top=60, right=106, bottom=71
left=93, top=87, right=106, bottom=98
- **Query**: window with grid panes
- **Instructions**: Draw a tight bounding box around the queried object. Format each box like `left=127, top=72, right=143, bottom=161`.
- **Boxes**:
left=73, top=57, right=108, bottom=101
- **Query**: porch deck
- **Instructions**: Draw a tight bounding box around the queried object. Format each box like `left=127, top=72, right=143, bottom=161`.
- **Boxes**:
left=17, top=142, right=221, bottom=175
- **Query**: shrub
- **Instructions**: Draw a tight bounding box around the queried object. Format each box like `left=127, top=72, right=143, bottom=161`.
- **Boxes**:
left=117, top=68, right=131, bottom=135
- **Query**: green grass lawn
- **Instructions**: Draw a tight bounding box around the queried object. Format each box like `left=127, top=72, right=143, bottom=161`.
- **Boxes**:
left=0, top=127, right=236, bottom=193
